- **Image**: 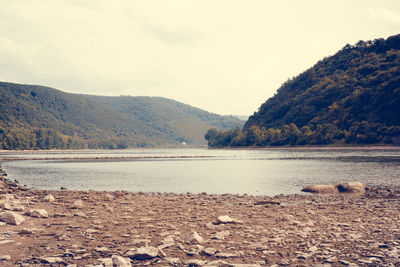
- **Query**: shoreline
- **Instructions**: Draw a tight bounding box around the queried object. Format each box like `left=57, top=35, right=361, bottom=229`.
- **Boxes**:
left=0, top=165, right=399, bottom=266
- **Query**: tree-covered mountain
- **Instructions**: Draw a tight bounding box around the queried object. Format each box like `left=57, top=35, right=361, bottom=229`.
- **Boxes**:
left=206, top=34, right=400, bottom=147
left=0, top=82, right=243, bottom=149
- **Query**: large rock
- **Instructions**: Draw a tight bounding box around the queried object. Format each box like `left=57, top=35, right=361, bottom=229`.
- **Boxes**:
left=335, top=182, right=366, bottom=193
left=124, top=246, right=160, bottom=260
left=0, top=211, right=25, bottom=225
left=301, top=184, right=339, bottom=194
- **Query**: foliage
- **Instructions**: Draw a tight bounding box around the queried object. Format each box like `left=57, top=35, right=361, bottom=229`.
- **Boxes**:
left=0, top=82, right=244, bottom=150
left=245, top=34, right=400, bottom=131
left=207, top=34, right=400, bottom=147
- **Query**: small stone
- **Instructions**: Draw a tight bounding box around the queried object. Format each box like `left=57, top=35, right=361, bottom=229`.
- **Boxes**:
left=95, top=247, right=108, bottom=253
left=44, top=194, right=56, bottom=202
left=0, top=255, right=11, bottom=261
left=277, top=258, right=291, bottom=266
left=104, top=194, right=114, bottom=201
left=202, top=247, right=217, bottom=256
left=0, top=211, right=25, bottom=225
left=19, top=228, right=34, bottom=235
left=325, top=256, right=338, bottom=263
left=39, top=256, right=64, bottom=264
left=215, top=252, right=239, bottom=258
left=97, top=258, right=113, bottom=266
left=112, top=255, right=131, bottom=267
left=187, top=259, right=207, bottom=266
left=75, top=211, right=87, bottom=217
left=29, top=209, right=49, bottom=218
left=165, top=257, right=181, bottom=266
left=216, top=215, right=242, bottom=224
left=73, top=200, right=84, bottom=209
left=213, top=230, right=230, bottom=240
left=254, top=200, right=280, bottom=205
left=186, top=231, right=204, bottom=244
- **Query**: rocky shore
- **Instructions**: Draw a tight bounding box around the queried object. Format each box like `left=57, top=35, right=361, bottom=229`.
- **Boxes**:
left=0, top=166, right=400, bottom=266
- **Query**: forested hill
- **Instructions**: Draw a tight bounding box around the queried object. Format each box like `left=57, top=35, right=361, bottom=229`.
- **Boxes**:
left=0, top=82, right=244, bottom=149
left=206, top=34, right=400, bottom=147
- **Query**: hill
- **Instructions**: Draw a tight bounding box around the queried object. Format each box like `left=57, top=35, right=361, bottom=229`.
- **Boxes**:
left=0, top=82, right=244, bottom=149
left=206, top=34, right=400, bottom=147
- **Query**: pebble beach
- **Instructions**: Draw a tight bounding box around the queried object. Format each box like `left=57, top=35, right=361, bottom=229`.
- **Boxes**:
left=0, top=164, right=400, bottom=266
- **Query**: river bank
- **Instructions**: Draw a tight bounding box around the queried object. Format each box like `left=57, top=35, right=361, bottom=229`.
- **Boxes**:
left=0, top=165, right=400, bottom=266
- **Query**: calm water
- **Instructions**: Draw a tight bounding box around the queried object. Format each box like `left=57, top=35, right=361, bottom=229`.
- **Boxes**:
left=1, top=148, right=400, bottom=196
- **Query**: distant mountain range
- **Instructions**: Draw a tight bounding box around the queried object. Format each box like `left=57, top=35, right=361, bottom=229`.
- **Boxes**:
left=0, top=82, right=244, bottom=149
left=206, top=34, right=400, bottom=147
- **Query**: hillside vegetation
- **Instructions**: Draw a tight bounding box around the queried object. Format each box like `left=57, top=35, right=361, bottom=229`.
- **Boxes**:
left=206, top=34, right=400, bottom=147
left=0, top=82, right=243, bottom=149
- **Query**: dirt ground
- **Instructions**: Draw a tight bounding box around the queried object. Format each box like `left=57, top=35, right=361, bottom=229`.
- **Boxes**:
left=0, top=168, right=400, bottom=266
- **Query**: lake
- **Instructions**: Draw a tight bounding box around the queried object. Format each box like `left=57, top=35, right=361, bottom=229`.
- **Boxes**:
left=1, top=147, right=400, bottom=196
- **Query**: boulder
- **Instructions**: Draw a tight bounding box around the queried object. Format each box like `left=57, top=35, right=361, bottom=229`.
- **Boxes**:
left=29, top=209, right=49, bottom=218
left=0, top=211, right=25, bottom=225
left=335, top=182, right=366, bottom=193
left=301, top=184, right=339, bottom=194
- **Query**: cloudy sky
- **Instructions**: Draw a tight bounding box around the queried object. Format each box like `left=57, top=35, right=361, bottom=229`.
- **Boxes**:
left=0, top=0, right=399, bottom=115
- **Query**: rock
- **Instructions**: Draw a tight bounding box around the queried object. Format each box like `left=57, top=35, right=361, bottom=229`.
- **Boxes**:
left=213, top=230, right=230, bottom=240
left=254, top=200, right=280, bottom=205
left=39, top=256, right=64, bottom=264
left=215, top=252, right=239, bottom=258
left=0, top=211, right=25, bottom=225
left=124, top=246, right=160, bottom=260
left=216, top=215, right=243, bottom=224
left=187, top=259, right=207, bottom=266
left=165, top=257, right=181, bottom=266
left=0, top=202, right=11, bottom=210
left=335, top=182, right=366, bottom=193
left=202, top=247, right=217, bottom=256
left=301, top=184, right=339, bottom=194
left=228, top=264, right=262, bottom=267
left=19, top=228, right=34, bottom=235
left=206, top=260, right=229, bottom=266
left=112, top=255, right=131, bottom=267
left=104, top=193, right=114, bottom=201
left=186, top=231, right=204, bottom=244
left=73, top=200, right=84, bottom=208
left=97, top=258, right=113, bottom=267
left=44, top=194, right=56, bottom=202
left=0, top=255, right=11, bottom=261
left=29, top=209, right=49, bottom=218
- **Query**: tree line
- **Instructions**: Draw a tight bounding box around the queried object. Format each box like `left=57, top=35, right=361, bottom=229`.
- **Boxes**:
left=205, top=122, right=400, bottom=147
left=0, top=127, right=135, bottom=150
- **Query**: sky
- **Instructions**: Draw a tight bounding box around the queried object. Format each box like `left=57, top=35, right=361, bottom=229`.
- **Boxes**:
left=0, top=1, right=399, bottom=116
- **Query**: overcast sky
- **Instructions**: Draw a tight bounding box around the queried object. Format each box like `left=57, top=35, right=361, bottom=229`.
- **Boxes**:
left=0, top=1, right=399, bottom=115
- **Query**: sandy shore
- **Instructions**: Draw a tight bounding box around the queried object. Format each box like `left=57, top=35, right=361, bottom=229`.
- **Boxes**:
left=0, top=167, right=399, bottom=266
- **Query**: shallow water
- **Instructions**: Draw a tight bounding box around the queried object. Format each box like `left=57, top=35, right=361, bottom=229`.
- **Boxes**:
left=1, top=148, right=400, bottom=196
